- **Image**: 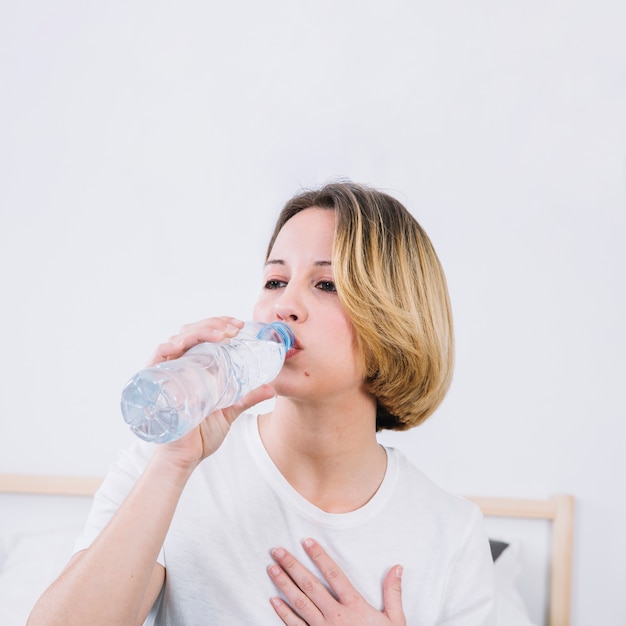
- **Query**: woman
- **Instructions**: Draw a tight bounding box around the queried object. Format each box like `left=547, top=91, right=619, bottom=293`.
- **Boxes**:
left=28, top=182, right=496, bottom=625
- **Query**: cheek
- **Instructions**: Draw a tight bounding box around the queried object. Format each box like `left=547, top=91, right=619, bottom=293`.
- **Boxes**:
left=328, top=317, right=363, bottom=371
left=252, top=292, right=272, bottom=320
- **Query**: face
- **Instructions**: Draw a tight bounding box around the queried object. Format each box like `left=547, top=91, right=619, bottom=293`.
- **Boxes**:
left=253, top=208, right=367, bottom=405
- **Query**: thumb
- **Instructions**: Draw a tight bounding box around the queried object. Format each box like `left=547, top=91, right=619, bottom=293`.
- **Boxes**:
left=222, top=384, right=276, bottom=424
left=382, top=565, right=406, bottom=625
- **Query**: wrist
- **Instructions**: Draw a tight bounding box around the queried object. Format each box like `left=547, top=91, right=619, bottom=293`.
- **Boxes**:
left=149, top=447, right=200, bottom=486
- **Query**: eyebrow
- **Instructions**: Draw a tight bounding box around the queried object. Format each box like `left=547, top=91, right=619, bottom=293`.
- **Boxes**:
left=264, top=259, right=332, bottom=267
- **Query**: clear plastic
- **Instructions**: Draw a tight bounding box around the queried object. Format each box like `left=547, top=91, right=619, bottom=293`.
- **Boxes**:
left=120, top=321, right=294, bottom=443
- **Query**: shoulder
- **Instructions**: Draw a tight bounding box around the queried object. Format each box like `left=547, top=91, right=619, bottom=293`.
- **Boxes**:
left=386, top=446, right=483, bottom=527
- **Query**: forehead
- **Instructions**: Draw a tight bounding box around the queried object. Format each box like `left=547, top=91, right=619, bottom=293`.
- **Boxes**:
left=269, top=208, right=336, bottom=256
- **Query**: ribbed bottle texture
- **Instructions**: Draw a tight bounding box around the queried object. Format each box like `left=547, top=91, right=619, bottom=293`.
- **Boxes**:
left=120, top=321, right=294, bottom=443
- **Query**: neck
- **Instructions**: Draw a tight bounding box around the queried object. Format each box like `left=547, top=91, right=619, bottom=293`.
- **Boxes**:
left=258, top=394, right=387, bottom=513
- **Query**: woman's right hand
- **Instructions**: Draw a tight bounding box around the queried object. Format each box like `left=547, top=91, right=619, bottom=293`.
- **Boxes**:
left=147, top=316, right=276, bottom=470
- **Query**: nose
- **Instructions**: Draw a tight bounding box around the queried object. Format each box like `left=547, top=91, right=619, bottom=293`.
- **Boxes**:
left=274, top=302, right=304, bottom=323
left=274, top=285, right=307, bottom=323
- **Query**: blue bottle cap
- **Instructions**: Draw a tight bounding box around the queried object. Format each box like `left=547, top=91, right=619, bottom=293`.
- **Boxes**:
left=257, top=322, right=295, bottom=350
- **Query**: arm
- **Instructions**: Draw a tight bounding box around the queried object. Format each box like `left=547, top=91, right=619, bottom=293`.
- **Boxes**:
left=27, top=452, right=189, bottom=626
left=437, top=505, right=497, bottom=626
left=28, top=317, right=275, bottom=626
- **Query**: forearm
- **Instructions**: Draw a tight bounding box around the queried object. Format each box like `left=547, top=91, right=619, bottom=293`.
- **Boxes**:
left=27, top=453, right=195, bottom=626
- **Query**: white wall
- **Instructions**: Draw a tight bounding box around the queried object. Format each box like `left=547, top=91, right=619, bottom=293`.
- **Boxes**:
left=1, top=2, right=624, bottom=623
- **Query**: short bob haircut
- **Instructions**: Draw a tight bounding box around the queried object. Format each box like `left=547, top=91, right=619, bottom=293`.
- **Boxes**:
left=265, top=181, right=454, bottom=431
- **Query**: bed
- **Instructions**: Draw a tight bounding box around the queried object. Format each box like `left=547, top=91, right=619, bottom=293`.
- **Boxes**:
left=0, top=474, right=574, bottom=625
left=467, top=494, right=575, bottom=626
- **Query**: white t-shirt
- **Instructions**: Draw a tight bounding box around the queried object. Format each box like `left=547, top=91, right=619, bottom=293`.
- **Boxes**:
left=75, top=414, right=496, bottom=625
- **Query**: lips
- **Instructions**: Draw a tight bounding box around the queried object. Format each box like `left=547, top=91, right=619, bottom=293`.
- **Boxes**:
left=285, top=339, right=302, bottom=360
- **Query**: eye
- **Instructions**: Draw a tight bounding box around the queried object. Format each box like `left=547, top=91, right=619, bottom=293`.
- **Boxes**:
left=264, top=279, right=286, bottom=290
left=316, top=280, right=337, bottom=293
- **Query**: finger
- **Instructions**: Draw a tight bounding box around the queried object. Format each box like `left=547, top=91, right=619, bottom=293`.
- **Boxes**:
left=269, top=549, right=327, bottom=623
left=300, top=538, right=360, bottom=604
left=179, top=316, right=243, bottom=335
left=171, top=317, right=244, bottom=351
left=222, top=385, right=276, bottom=425
left=269, top=595, right=309, bottom=626
left=382, top=565, right=405, bottom=624
left=147, top=317, right=244, bottom=366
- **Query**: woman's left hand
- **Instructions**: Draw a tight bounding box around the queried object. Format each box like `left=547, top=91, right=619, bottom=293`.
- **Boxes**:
left=267, top=538, right=406, bottom=626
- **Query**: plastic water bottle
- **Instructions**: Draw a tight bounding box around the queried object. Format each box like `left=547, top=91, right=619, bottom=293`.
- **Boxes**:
left=120, top=321, right=294, bottom=443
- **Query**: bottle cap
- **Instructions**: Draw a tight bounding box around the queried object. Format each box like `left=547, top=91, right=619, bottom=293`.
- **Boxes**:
left=257, top=322, right=295, bottom=350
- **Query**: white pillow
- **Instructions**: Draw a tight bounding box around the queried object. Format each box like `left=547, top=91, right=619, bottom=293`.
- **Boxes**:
left=494, top=539, right=538, bottom=626
left=0, top=524, right=82, bottom=626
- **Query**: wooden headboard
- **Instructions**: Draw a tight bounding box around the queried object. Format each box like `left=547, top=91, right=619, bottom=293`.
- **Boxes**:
left=0, top=475, right=574, bottom=626
left=0, top=474, right=102, bottom=497
left=468, top=494, right=575, bottom=626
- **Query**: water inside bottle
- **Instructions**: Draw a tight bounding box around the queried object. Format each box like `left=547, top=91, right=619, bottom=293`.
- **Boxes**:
left=121, top=376, right=182, bottom=442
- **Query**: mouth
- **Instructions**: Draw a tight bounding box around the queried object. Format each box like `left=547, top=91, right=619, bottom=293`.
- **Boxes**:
left=285, top=340, right=302, bottom=360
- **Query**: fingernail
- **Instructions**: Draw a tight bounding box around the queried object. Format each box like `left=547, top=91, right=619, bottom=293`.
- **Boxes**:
left=396, top=565, right=404, bottom=578
left=268, top=564, right=281, bottom=576
left=302, top=538, right=314, bottom=548
left=272, top=547, right=285, bottom=558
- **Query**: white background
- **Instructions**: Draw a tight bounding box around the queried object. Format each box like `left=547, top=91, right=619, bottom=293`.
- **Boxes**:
left=1, top=2, right=624, bottom=624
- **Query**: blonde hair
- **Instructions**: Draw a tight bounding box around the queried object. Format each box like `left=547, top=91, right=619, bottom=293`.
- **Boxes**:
left=266, top=181, right=454, bottom=431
